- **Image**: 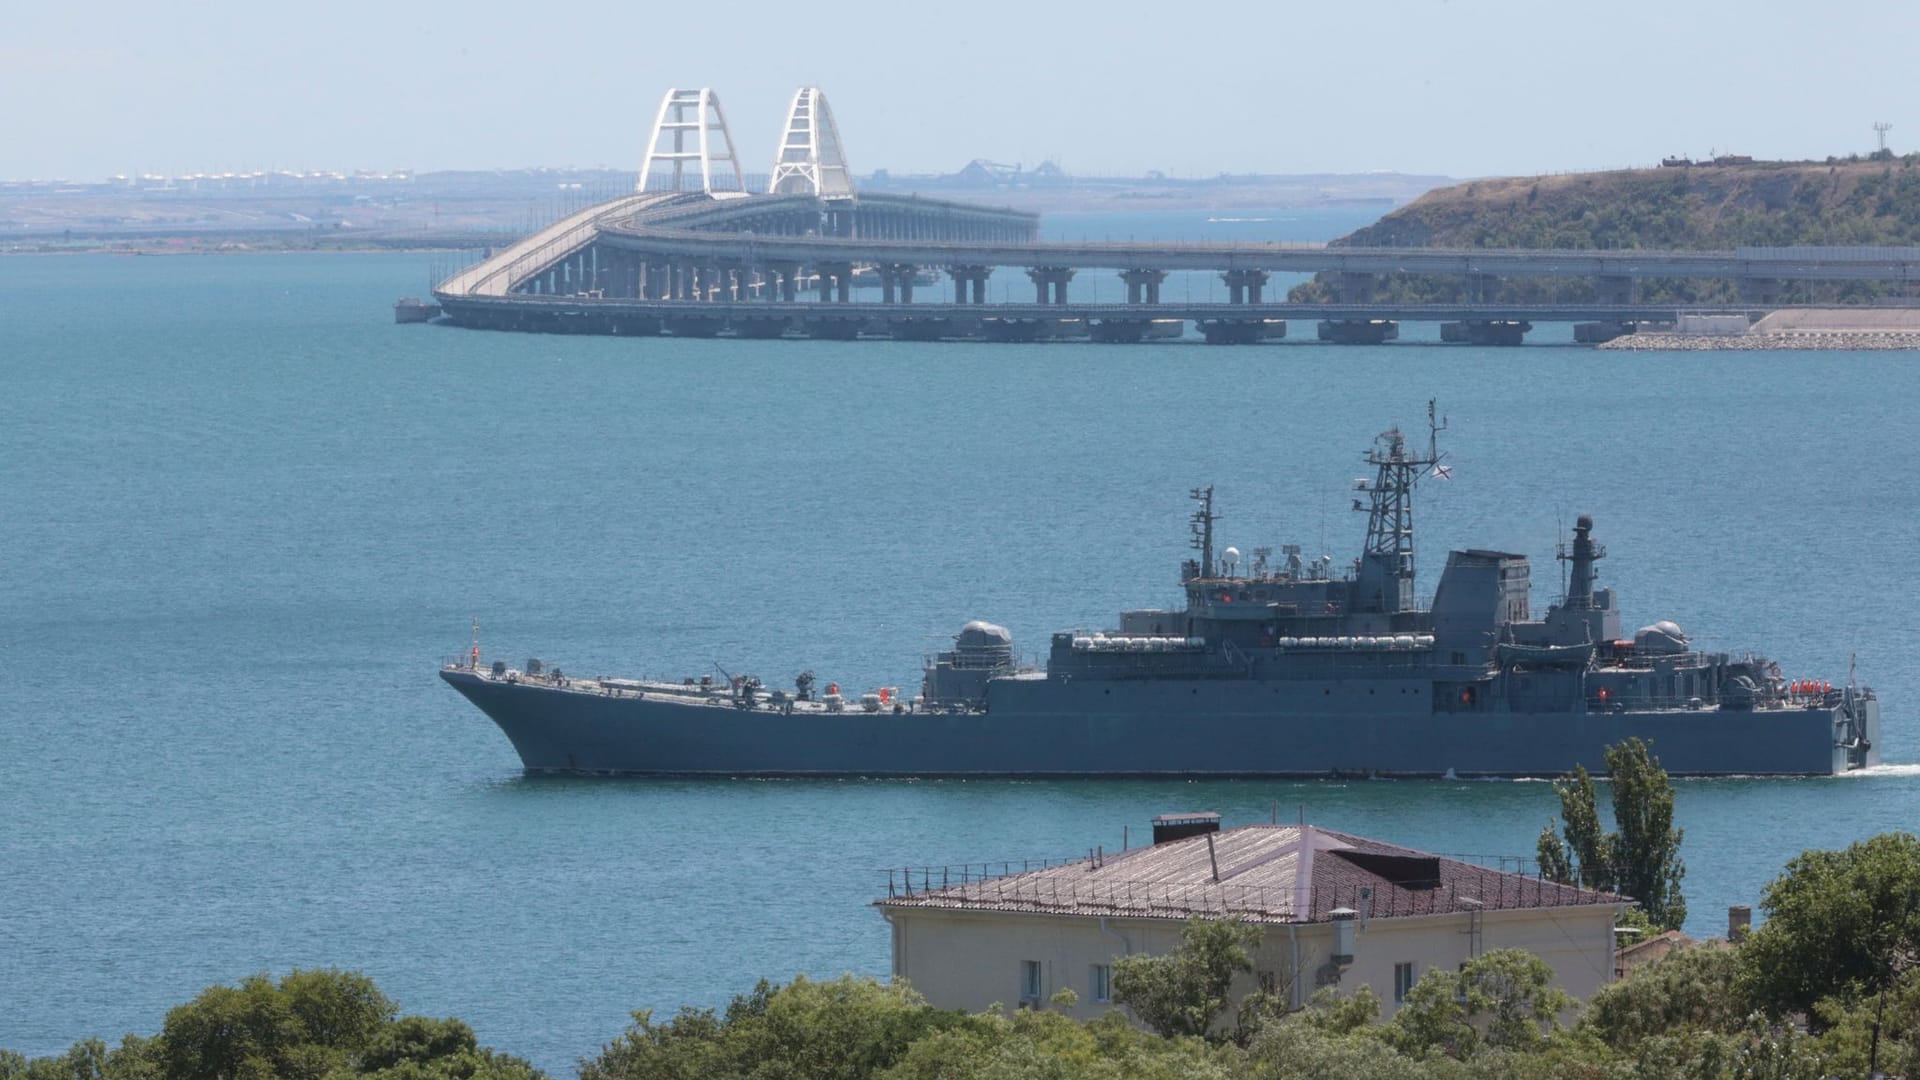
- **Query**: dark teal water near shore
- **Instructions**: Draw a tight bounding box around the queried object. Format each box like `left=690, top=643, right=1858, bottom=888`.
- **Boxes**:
left=2, top=216, right=1916, bottom=1072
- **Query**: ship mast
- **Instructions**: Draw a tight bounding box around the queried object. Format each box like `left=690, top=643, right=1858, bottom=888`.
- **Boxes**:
left=1188, top=486, right=1218, bottom=580
left=1353, top=401, right=1445, bottom=613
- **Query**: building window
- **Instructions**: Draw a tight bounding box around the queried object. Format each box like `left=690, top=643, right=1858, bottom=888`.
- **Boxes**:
left=1021, top=960, right=1043, bottom=1004
left=1393, top=962, right=1416, bottom=1003
left=1089, top=964, right=1111, bottom=1003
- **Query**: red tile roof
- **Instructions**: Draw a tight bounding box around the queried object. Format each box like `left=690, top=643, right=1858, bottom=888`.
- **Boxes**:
left=877, top=824, right=1625, bottom=925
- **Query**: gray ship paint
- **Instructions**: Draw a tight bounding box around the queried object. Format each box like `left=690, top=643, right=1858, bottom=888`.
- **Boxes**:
left=441, top=405, right=1880, bottom=778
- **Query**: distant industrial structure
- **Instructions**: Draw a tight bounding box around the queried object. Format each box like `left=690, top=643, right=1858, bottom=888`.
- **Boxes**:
left=430, top=88, right=1920, bottom=346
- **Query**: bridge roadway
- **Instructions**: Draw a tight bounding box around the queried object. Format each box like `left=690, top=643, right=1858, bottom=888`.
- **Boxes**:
left=600, top=222, right=1920, bottom=283
left=431, top=192, right=1920, bottom=344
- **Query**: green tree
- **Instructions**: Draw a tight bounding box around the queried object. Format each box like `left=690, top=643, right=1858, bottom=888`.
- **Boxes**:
left=6, top=973, right=537, bottom=1080
left=1534, top=821, right=1573, bottom=888
left=1539, top=767, right=1610, bottom=891
left=1607, top=739, right=1687, bottom=932
left=1386, top=949, right=1572, bottom=1059
left=881, top=1008, right=1238, bottom=1080
left=1739, top=831, right=1920, bottom=1024
left=360, top=1017, right=544, bottom=1080
left=1296, top=985, right=1380, bottom=1036
left=1109, top=916, right=1264, bottom=1041
left=1384, top=968, right=1475, bottom=1059
left=581, top=975, right=959, bottom=1080
left=1537, top=739, right=1686, bottom=930
left=1581, top=944, right=1745, bottom=1051
left=1802, top=967, right=1920, bottom=1080
left=1245, top=1017, right=1447, bottom=1080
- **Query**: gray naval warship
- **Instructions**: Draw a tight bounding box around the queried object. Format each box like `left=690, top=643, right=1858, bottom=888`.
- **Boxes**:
left=442, top=406, right=1880, bottom=778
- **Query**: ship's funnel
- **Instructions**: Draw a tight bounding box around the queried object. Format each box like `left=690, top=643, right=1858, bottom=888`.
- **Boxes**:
left=1560, top=513, right=1606, bottom=609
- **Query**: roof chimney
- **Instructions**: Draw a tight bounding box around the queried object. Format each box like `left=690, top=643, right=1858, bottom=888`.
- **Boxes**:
left=1728, top=904, right=1752, bottom=942
left=1152, top=811, right=1221, bottom=845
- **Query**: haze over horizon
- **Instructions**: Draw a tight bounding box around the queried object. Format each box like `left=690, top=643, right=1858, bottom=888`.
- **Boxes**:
left=5, top=0, right=1912, bottom=183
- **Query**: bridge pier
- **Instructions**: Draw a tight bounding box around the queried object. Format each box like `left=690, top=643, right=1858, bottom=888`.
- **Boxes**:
left=1574, top=321, right=1635, bottom=344
left=1028, top=267, right=1075, bottom=304
left=1221, top=269, right=1271, bottom=304
left=663, top=315, right=726, bottom=338
left=1119, top=268, right=1168, bottom=304
left=878, top=263, right=918, bottom=304
left=1596, top=275, right=1634, bottom=306
left=1089, top=318, right=1152, bottom=343
left=732, top=316, right=793, bottom=339
left=814, top=262, right=853, bottom=303
left=1466, top=273, right=1500, bottom=304
left=1336, top=272, right=1376, bottom=305
left=887, top=317, right=957, bottom=341
left=1317, top=319, right=1399, bottom=345
left=800, top=314, right=865, bottom=339
left=1197, top=318, right=1285, bottom=344
left=763, top=262, right=801, bottom=302
left=949, top=265, right=992, bottom=304
left=1439, top=319, right=1531, bottom=346
left=983, top=318, right=1047, bottom=342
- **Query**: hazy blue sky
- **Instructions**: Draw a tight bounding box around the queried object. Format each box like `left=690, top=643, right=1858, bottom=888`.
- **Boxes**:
left=4, top=0, right=1912, bottom=181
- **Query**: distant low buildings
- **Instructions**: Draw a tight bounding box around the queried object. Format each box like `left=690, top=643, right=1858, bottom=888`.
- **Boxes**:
left=876, top=813, right=1625, bottom=1018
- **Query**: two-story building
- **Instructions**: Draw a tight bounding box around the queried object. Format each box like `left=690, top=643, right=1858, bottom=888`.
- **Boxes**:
left=876, top=813, right=1625, bottom=1017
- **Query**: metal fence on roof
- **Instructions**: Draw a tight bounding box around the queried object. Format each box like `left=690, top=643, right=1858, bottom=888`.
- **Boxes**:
left=879, top=865, right=1617, bottom=923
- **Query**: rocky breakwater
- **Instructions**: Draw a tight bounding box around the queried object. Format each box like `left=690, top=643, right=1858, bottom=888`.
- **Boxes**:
left=1601, top=330, right=1920, bottom=351
left=1601, top=308, right=1920, bottom=350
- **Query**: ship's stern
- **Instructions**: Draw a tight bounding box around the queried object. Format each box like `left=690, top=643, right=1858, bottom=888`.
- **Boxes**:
left=1854, top=692, right=1883, bottom=770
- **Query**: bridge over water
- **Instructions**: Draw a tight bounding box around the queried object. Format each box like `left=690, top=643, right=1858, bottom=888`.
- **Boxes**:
left=433, top=87, right=1920, bottom=345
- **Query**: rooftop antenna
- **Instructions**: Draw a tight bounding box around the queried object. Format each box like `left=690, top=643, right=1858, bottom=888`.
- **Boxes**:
left=1874, top=122, right=1894, bottom=152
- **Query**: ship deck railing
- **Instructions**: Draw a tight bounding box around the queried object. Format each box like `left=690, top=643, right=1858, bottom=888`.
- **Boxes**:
left=880, top=863, right=1617, bottom=923
left=1585, top=689, right=1858, bottom=712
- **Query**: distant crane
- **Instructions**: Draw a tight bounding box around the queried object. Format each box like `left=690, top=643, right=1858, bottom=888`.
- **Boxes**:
left=1874, top=122, right=1894, bottom=152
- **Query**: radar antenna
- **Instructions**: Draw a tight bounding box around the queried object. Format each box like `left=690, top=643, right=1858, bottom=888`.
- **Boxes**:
left=1189, top=486, right=1218, bottom=580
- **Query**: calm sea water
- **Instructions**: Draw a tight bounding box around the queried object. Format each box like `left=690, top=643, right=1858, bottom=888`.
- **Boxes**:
left=3, top=208, right=1917, bottom=1073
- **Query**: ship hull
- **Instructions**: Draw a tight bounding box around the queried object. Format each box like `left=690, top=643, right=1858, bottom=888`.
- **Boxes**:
left=440, top=669, right=1877, bottom=778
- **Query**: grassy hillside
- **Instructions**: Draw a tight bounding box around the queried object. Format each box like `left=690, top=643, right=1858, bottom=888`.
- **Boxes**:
left=1289, top=156, right=1920, bottom=304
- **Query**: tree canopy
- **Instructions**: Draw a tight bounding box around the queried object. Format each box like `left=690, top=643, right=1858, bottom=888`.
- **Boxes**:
left=0, top=969, right=543, bottom=1080
left=1739, top=831, right=1920, bottom=1019
left=1537, top=737, right=1687, bottom=930
left=1109, top=916, right=1265, bottom=1040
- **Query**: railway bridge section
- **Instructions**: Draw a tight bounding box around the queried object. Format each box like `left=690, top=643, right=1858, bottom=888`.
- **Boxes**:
left=434, top=87, right=1920, bottom=345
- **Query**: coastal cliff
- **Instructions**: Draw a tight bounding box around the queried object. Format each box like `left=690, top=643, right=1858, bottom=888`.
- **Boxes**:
left=1289, top=157, right=1920, bottom=304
